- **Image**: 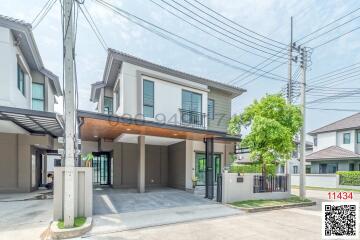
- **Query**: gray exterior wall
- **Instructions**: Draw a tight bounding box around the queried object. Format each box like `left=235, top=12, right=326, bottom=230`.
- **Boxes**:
left=112, top=142, right=169, bottom=188
left=208, top=88, right=232, bottom=132
left=168, top=141, right=186, bottom=189
left=0, top=132, right=55, bottom=192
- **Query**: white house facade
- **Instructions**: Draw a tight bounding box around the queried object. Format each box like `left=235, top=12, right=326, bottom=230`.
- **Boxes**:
left=307, top=113, right=360, bottom=173
left=0, top=15, right=63, bottom=192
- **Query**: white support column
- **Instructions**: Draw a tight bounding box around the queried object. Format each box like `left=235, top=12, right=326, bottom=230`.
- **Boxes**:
left=63, top=0, right=76, bottom=227
left=138, top=135, right=145, bottom=193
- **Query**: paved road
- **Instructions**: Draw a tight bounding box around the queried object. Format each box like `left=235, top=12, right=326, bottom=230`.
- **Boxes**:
left=0, top=198, right=52, bottom=240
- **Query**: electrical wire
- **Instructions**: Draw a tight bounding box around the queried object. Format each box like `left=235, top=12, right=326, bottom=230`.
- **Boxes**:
left=95, top=0, right=290, bottom=81
left=32, top=0, right=57, bottom=29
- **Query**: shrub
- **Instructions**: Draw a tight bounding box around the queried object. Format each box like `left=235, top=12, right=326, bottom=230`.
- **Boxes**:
left=337, top=171, right=360, bottom=186
left=230, top=163, right=276, bottom=175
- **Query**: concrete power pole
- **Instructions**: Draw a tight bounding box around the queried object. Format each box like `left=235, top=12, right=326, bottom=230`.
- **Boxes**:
left=287, top=16, right=293, bottom=104
left=299, top=47, right=307, bottom=198
left=63, top=0, right=76, bottom=227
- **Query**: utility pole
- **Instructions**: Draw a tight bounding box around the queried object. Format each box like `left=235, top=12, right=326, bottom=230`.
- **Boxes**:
left=299, top=47, right=308, bottom=198
left=287, top=16, right=293, bottom=104
left=63, top=0, right=76, bottom=227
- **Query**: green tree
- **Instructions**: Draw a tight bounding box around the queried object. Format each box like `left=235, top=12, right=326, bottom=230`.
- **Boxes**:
left=228, top=94, right=302, bottom=179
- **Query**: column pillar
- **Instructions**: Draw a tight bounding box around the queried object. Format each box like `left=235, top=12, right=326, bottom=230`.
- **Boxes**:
left=138, top=135, right=145, bottom=193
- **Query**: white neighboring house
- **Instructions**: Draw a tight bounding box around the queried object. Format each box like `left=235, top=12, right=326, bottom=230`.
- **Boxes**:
left=0, top=15, right=63, bottom=192
left=235, top=140, right=313, bottom=174
left=307, top=113, right=360, bottom=174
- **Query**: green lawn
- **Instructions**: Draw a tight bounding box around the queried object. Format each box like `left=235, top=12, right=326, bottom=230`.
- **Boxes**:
left=292, top=185, right=360, bottom=193
left=57, top=217, right=86, bottom=229
left=231, top=195, right=311, bottom=209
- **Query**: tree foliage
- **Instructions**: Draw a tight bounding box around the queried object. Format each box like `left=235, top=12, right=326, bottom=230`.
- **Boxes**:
left=228, top=94, right=302, bottom=170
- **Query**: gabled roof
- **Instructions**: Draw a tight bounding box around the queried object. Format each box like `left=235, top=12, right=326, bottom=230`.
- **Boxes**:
left=90, top=48, right=246, bottom=102
left=0, top=15, right=62, bottom=96
left=306, top=146, right=360, bottom=161
left=309, top=113, right=360, bottom=135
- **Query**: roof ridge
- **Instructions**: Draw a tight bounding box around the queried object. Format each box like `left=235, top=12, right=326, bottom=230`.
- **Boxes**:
left=108, top=48, right=246, bottom=93
left=309, top=112, right=360, bottom=134
left=0, top=14, right=31, bottom=28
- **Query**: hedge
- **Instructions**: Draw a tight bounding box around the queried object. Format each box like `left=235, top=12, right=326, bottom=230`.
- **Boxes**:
left=230, top=163, right=276, bottom=175
left=337, top=171, right=360, bottom=186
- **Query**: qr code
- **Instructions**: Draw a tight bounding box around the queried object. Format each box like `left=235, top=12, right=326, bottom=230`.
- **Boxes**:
left=322, top=202, right=359, bottom=239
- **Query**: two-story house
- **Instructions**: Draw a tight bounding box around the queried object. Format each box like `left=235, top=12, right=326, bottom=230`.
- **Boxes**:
left=79, top=49, right=245, bottom=194
left=307, top=113, right=360, bottom=173
left=0, top=15, right=63, bottom=192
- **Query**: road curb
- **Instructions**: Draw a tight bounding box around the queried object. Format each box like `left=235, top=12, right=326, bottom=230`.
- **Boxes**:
left=227, top=201, right=316, bottom=213
left=50, top=217, right=92, bottom=239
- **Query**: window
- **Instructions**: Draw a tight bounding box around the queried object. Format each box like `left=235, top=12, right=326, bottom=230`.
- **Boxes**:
left=350, top=163, right=355, bottom=171
left=32, top=83, right=44, bottom=111
left=343, top=133, right=351, bottom=144
left=357, top=131, right=360, bottom=144
left=313, top=136, right=317, bottom=146
left=208, top=99, right=214, bottom=120
left=293, top=165, right=298, bottom=174
left=104, top=97, right=113, bottom=115
left=182, top=90, right=203, bottom=125
left=328, top=164, right=338, bottom=173
left=143, top=79, right=154, bottom=118
left=17, top=64, right=25, bottom=95
left=306, top=166, right=311, bottom=174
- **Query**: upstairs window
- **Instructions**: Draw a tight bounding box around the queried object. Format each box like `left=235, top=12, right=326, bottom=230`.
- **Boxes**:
left=343, top=133, right=351, bottom=144
left=32, top=83, right=44, bottom=111
left=17, top=64, right=25, bottom=96
left=182, top=90, right=202, bottom=113
left=208, top=99, right=215, bottom=120
left=143, top=79, right=154, bottom=118
left=357, top=131, right=360, bottom=144
left=293, top=165, right=298, bottom=174
left=314, top=136, right=318, bottom=146
left=104, top=96, right=113, bottom=115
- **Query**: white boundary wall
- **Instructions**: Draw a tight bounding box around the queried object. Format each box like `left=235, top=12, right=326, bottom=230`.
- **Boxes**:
left=222, top=172, right=291, bottom=204
left=53, top=167, right=93, bottom=221
left=291, top=174, right=339, bottom=188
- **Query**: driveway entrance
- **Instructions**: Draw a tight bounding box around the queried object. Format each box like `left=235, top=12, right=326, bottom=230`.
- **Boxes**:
left=88, top=187, right=241, bottom=237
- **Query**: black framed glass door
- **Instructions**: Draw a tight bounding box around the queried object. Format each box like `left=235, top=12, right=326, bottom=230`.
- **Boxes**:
left=92, top=152, right=110, bottom=185
left=195, top=153, right=221, bottom=186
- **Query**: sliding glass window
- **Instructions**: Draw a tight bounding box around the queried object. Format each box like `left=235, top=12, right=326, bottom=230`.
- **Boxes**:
left=143, top=79, right=154, bottom=118
left=32, top=83, right=44, bottom=111
left=104, top=96, right=113, bottom=115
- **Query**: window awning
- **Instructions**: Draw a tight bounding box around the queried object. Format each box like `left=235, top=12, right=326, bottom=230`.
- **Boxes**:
left=0, top=106, right=64, bottom=137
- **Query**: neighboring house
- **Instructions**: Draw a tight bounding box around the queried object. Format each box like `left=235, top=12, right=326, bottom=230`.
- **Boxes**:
left=307, top=113, right=360, bottom=173
left=235, top=140, right=313, bottom=174
left=0, top=15, right=63, bottom=192
left=81, top=49, right=245, bottom=193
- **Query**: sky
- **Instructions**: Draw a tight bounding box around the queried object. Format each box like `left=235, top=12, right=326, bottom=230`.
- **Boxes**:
left=1, top=0, right=360, bottom=135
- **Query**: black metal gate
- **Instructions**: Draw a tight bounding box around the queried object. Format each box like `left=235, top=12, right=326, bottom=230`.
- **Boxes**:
left=92, top=152, right=110, bottom=185
left=204, top=138, right=214, bottom=199
left=216, top=174, right=222, bottom=202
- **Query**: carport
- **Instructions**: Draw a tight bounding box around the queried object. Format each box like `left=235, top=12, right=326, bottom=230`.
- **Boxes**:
left=78, top=110, right=240, bottom=200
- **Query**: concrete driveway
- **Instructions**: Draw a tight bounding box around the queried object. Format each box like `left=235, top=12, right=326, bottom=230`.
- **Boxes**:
left=88, top=187, right=241, bottom=237
left=0, top=191, right=52, bottom=240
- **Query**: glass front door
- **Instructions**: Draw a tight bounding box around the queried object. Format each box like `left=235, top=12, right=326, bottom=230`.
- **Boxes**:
left=92, top=152, right=110, bottom=185
left=195, top=153, right=221, bottom=186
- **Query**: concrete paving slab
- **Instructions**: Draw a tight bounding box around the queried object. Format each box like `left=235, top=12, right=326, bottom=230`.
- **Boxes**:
left=88, top=187, right=242, bottom=237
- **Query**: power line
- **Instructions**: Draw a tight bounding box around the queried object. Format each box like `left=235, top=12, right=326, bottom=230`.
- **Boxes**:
left=297, top=6, right=360, bottom=42
left=78, top=2, right=108, bottom=50
left=300, top=13, right=360, bottom=45
left=313, top=25, right=360, bottom=49
left=160, top=0, right=289, bottom=58
left=32, top=0, right=57, bottom=29
left=95, top=0, right=290, bottom=81
left=306, top=107, right=360, bottom=112
left=308, top=62, right=360, bottom=80
left=149, top=0, right=284, bottom=62
left=191, top=0, right=287, bottom=47
left=31, top=0, right=53, bottom=25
